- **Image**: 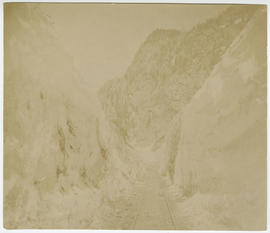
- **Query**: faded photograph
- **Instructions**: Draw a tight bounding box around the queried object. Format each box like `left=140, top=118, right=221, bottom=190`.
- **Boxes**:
left=4, top=3, right=267, bottom=230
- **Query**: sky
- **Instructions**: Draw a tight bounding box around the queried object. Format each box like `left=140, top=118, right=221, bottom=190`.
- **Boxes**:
left=40, top=4, right=228, bottom=93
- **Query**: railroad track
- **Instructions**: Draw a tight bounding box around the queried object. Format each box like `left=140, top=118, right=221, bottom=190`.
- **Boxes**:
left=164, top=194, right=176, bottom=230
left=129, top=172, right=177, bottom=230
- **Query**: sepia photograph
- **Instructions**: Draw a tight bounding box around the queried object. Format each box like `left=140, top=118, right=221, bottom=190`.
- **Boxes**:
left=3, top=2, right=267, bottom=230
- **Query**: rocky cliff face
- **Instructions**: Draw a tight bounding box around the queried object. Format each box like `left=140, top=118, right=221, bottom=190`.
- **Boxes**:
left=172, top=8, right=266, bottom=230
left=99, top=5, right=266, bottom=229
left=4, top=3, right=266, bottom=230
left=4, top=4, right=142, bottom=228
left=100, top=5, right=259, bottom=147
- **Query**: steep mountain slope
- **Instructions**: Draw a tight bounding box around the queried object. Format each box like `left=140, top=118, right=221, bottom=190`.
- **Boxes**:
left=4, top=3, right=266, bottom=230
left=4, top=4, right=142, bottom=228
left=100, top=5, right=259, bottom=146
left=172, top=8, right=267, bottom=230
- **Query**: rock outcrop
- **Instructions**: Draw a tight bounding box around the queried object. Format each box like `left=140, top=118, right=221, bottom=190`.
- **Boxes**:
left=100, top=5, right=259, bottom=147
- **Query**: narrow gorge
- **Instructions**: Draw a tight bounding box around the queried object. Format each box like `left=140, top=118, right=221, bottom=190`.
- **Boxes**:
left=4, top=4, right=267, bottom=230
